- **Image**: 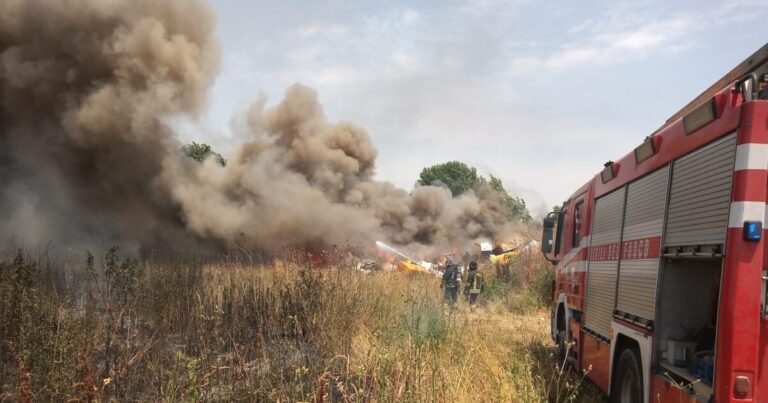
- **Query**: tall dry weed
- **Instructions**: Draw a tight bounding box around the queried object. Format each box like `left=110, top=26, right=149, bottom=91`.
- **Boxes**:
left=0, top=247, right=601, bottom=402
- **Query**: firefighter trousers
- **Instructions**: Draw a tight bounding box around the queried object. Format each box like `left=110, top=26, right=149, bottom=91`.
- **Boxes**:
left=443, top=287, right=458, bottom=307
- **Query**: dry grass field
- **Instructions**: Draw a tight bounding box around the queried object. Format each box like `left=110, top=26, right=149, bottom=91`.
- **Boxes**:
left=0, top=247, right=604, bottom=402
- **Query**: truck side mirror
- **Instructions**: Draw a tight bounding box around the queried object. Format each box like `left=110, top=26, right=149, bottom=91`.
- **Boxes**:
left=541, top=212, right=557, bottom=255
left=541, top=211, right=563, bottom=264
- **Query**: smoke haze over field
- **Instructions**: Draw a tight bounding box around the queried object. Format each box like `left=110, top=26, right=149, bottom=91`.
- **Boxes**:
left=0, top=0, right=520, bottom=256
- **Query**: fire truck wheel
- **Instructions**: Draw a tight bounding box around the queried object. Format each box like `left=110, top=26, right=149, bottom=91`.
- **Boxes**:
left=610, top=347, right=642, bottom=403
left=556, top=329, right=567, bottom=362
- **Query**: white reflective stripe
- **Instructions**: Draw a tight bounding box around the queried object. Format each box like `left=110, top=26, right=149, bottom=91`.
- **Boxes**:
left=557, top=260, right=587, bottom=274
left=555, top=235, right=592, bottom=274
left=558, top=234, right=591, bottom=265
left=566, top=266, right=588, bottom=273
left=734, top=143, right=768, bottom=171
left=728, top=201, right=766, bottom=228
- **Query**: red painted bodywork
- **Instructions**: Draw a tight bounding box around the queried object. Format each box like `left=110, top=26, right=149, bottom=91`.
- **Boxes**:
left=550, top=89, right=768, bottom=402
left=581, top=332, right=611, bottom=392
left=713, top=102, right=768, bottom=402
left=759, top=318, right=768, bottom=400
left=652, top=376, right=702, bottom=403
left=592, top=90, right=742, bottom=200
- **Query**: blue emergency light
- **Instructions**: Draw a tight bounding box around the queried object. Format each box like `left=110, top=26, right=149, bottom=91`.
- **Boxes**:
left=743, top=221, right=763, bottom=241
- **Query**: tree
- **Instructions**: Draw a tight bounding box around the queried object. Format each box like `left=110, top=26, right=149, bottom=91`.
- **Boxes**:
left=183, top=142, right=227, bottom=167
left=417, top=161, right=481, bottom=197
left=417, top=161, right=532, bottom=223
left=488, top=174, right=532, bottom=223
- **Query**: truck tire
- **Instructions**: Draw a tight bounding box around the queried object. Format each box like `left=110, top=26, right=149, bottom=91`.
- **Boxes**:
left=556, top=329, right=567, bottom=363
left=610, top=348, right=643, bottom=403
left=555, top=305, right=567, bottom=362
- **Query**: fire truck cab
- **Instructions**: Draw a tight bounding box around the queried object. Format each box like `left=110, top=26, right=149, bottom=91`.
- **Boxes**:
left=542, top=43, right=768, bottom=403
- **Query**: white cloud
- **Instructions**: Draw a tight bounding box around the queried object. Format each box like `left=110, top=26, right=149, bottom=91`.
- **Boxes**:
left=507, top=56, right=539, bottom=75
left=402, top=9, right=420, bottom=25
left=204, top=0, right=768, bottom=210
left=287, top=46, right=324, bottom=63
left=294, top=23, right=349, bottom=39
left=508, top=16, right=694, bottom=75
left=504, top=0, right=768, bottom=78
left=596, top=17, right=693, bottom=50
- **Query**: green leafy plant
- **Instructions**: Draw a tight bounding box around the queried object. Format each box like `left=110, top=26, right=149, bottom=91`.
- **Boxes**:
left=417, top=161, right=481, bottom=197
left=417, top=162, right=531, bottom=222
left=183, top=142, right=227, bottom=167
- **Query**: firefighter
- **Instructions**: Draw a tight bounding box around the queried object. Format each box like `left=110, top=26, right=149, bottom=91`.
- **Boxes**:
left=441, top=259, right=460, bottom=310
left=464, top=261, right=484, bottom=311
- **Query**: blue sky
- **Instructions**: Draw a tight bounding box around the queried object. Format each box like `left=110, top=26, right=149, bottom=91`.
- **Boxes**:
left=187, top=0, right=768, bottom=216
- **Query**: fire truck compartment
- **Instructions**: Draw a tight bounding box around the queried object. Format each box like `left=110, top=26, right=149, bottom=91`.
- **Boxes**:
left=655, top=258, right=720, bottom=398
left=615, top=165, right=669, bottom=324
left=663, top=133, right=736, bottom=249
left=584, top=188, right=625, bottom=338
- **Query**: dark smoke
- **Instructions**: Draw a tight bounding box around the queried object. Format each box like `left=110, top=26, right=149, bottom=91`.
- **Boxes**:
left=0, top=0, right=520, bottom=257
left=0, top=0, right=220, bottom=252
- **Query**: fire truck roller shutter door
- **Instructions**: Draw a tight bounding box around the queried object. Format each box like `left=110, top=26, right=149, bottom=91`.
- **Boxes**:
left=664, top=133, right=737, bottom=248
left=585, top=187, right=626, bottom=338
left=616, top=166, right=669, bottom=323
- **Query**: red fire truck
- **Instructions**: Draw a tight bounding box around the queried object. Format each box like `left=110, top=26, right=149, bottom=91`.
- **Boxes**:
left=541, top=43, right=768, bottom=403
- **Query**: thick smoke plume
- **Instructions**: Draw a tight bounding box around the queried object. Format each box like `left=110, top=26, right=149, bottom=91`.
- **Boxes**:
left=0, top=0, right=519, bottom=257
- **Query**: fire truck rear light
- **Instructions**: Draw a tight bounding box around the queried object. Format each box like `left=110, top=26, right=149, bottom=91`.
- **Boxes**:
left=743, top=221, right=762, bottom=241
left=734, top=375, right=750, bottom=398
